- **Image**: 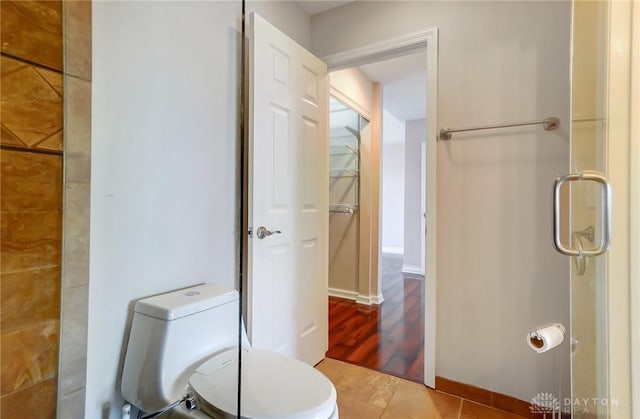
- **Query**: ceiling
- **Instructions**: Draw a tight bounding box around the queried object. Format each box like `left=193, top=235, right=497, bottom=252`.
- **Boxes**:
left=359, top=52, right=427, bottom=121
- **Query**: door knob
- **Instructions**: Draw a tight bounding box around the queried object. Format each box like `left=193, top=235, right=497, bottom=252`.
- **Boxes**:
left=256, top=226, right=282, bottom=240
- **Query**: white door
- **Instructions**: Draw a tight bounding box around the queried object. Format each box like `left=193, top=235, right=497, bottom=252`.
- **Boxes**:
left=246, top=13, right=329, bottom=366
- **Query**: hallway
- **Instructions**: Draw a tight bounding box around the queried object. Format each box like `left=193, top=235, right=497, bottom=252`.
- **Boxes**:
left=327, top=254, right=424, bottom=382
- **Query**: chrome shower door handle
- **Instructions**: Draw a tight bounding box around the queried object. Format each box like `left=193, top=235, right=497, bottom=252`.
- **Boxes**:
left=553, top=171, right=611, bottom=256
left=256, top=226, right=282, bottom=240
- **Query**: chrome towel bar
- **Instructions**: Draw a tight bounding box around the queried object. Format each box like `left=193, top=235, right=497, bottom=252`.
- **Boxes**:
left=439, top=117, right=559, bottom=140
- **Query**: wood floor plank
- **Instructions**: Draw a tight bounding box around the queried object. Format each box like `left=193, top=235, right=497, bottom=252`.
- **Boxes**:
left=362, top=323, right=403, bottom=370
left=327, top=254, right=425, bottom=383
left=406, top=347, right=424, bottom=380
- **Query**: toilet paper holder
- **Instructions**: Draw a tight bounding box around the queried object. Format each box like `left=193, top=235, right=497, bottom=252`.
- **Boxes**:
left=527, top=323, right=566, bottom=353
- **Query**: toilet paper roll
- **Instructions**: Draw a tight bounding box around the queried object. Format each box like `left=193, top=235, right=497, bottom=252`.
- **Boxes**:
left=527, top=323, right=566, bottom=353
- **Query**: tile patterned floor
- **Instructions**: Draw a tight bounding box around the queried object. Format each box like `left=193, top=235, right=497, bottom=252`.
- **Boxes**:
left=316, top=358, right=527, bottom=419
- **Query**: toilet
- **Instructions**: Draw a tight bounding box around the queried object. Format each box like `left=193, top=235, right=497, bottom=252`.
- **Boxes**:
left=121, top=283, right=339, bottom=419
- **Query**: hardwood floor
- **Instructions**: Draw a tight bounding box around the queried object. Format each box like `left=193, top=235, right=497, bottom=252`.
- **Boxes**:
left=327, top=254, right=425, bottom=382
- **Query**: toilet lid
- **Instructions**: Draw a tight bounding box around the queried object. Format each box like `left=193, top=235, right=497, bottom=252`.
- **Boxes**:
left=189, top=348, right=336, bottom=419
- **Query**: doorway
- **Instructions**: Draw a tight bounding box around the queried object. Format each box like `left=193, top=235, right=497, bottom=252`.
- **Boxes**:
left=324, top=42, right=436, bottom=384
left=245, top=12, right=438, bottom=386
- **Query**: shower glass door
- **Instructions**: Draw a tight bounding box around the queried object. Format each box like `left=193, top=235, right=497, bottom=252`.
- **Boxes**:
left=568, top=0, right=609, bottom=412
left=566, top=0, right=633, bottom=416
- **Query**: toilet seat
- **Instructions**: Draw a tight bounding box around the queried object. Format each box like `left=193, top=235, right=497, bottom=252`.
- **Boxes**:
left=189, top=348, right=337, bottom=419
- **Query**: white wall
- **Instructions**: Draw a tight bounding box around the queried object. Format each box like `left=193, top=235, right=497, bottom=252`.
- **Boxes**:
left=247, top=1, right=311, bottom=50
left=89, top=3, right=310, bottom=418
left=381, top=110, right=406, bottom=253
left=403, top=119, right=426, bottom=271
left=330, top=67, right=374, bottom=118
left=312, top=1, right=571, bottom=402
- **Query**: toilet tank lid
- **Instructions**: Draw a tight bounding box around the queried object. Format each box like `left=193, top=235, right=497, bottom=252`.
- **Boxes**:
left=134, top=284, right=238, bottom=321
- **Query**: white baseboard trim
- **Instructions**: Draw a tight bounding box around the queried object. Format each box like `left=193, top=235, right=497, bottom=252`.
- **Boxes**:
left=371, top=293, right=384, bottom=304
left=328, top=287, right=359, bottom=301
left=402, top=264, right=425, bottom=276
left=356, top=293, right=384, bottom=305
left=382, top=246, right=404, bottom=255
left=329, top=288, right=384, bottom=305
left=356, top=294, right=372, bottom=305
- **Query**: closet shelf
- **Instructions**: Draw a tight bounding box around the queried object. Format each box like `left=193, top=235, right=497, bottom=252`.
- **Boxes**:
left=330, top=169, right=358, bottom=178
left=330, top=144, right=358, bottom=157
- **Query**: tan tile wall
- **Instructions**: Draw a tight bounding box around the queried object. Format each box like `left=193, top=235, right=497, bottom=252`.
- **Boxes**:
left=1, top=2, right=64, bottom=417
left=0, top=1, right=64, bottom=71
left=1, top=56, right=64, bottom=152
left=59, top=1, right=92, bottom=418
left=1, top=1, right=92, bottom=417
left=0, top=378, right=57, bottom=418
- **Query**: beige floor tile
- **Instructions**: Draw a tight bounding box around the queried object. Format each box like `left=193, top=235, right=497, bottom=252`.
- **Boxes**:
left=317, top=359, right=527, bottom=419
left=430, top=392, right=464, bottom=418
left=316, top=357, right=347, bottom=379
left=337, top=395, right=386, bottom=419
left=381, top=381, right=462, bottom=419
left=317, top=358, right=401, bottom=410
left=459, top=400, right=526, bottom=419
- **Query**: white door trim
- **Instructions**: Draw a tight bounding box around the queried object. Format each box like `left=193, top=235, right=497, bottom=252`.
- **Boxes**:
left=322, top=28, right=439, bottom=388
left=627, top=2, right=639, bottom=416
left=323, top=29, right=438, bottom=71
left=606, top=0, right=634, bottom=412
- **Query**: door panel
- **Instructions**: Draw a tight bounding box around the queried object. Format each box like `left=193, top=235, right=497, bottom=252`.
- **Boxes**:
left=247, top=13, right=329, bottom=366
left=569, top=1, right=609, bottom=416
left=568, top=0, right=634, bottom=416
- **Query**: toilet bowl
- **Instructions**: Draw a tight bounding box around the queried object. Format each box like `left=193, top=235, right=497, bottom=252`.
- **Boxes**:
left=121, top=284, right=338, bottom=419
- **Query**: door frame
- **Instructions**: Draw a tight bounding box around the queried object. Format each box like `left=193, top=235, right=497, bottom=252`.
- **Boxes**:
left=322, top=27, right=439, bottom=388
left=603, top=0, right=636, bottom=413
left=630, top=1, right=640, bottom=415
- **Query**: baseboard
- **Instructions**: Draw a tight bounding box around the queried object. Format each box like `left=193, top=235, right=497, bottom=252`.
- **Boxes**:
left=435, top=376, right=539, bottom=418
left=328, top=291, right=383, bottom=305
left=356, top=294, right=383, bottom=305
left=370, top=293, right=384, bottom=304
left=381, top=246, right=404, bottom=255
left=402, top=264, right=424, bottom=276
left=328, top=287, right=358, bottom=301
left=329, top=289, right=383, bottom=306
left=355, top=294, right=372, bottom=305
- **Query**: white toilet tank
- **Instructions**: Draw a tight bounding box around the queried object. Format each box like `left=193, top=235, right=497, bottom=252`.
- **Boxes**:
left=121, top=283, right=246, bottom=414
